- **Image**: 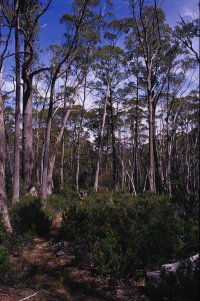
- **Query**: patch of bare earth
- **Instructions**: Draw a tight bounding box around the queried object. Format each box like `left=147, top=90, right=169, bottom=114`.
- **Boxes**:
left=0, top=213, right=149, bottom=301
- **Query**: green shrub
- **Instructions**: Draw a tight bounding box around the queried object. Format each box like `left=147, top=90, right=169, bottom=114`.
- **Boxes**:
left=11, top=197, right=51, bottom=236
left=45, top=194, right=69, bottom=212
left=0, top=213, right=7, bottom=243
left=0, top=246, right=13, bottom=283
left=59, top=192, right=199, bottom=279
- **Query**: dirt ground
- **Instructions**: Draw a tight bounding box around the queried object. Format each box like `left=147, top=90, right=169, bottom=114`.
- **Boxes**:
left=0, top=214, right=150, bottom=301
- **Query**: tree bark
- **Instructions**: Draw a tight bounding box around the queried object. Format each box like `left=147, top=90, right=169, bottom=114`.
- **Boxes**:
left=0, top=93, right=12, bottom=233
left=22, top=39, right=33, bottom=192
left=108, top=87, right=118, bottom=191
left=94, top=81, right=110, bottom=192
left=148, top=93, right=156, bottom=192
left=12, top=0, right=21, bottom=203
left=46, top=103, right=73, bottom=195
left=60, top=135, right=65, bottom=191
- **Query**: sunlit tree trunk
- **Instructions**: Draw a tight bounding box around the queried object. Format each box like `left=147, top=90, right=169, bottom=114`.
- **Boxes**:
left=47, top=103, right=73, bottom=195
left=94, top=81, right=110, bottom=192
left=60, top=135, right=65, bottom=191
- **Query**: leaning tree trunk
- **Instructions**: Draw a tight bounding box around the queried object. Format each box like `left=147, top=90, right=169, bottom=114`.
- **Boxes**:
left=0, top=93, right=12, bottom=233
left=47, top=103, right=73, bottom=195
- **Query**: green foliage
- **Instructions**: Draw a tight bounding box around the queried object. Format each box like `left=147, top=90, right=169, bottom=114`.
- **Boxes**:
left=0, top=246, right=13, bottom=283
left=0, top=213, right=7, bottom=243
left=46, top=194, right=70, bottom=212
left=11, top=197, right=51, bottom=237
left=59, top=192, right=198, bottom=279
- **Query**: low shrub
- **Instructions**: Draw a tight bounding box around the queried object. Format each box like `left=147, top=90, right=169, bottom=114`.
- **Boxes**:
left=60, top=192, right=198, bottom=279
left=0, top=245, right=13, bottom=283
left=0, top=213, right=7, bottom=243
left=45, top=194, right=69, bottom=212
left=11, top=197, right=51, bottom=237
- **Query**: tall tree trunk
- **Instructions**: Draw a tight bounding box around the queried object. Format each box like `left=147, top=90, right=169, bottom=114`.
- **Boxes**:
left=0, top=92, right=12, bottom=233
left=22, top=40, right=33, bottom=192
left=41, top=87, right=54, bottom=199
left=12, top=0, right=21, bottom=203
left=134, top=70, right=139, bottom=192
left=46, top=103, right=73, bottom=196
left=35, top=96, right=40, bottom=185
left=148, top=96, right=156, bottom=192
left=94, top=81, right=110, bottom=192
left=76, top=76, right=86, bottom=192
left=60, top=135, right=65, bottom=191
left=109, top=88, right=118, bottom=191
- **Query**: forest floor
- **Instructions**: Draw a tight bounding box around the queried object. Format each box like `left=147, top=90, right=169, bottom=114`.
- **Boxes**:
left=0, top=214, right=150, bottom=301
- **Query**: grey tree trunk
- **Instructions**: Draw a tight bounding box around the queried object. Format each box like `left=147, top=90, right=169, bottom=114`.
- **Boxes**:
left=94, top=81, right=110, bottom=192
left=47, top=104, right=73, bottom=195
left=108, top=87, right=118, bottom=191
left=22, top=40, right=33, bottom=192
left=76, top=77, right=87, bottom=192
left=0, top=92, right=13, bottom=233
left=0, top=2, right=13, bottom=233
left=12, top=0, right=21, bottom=203
left=148, top=93, right=156, bottom=192
left=60, top=136, right=65, bottom=191
left=41, top=88, right=54, bottom=199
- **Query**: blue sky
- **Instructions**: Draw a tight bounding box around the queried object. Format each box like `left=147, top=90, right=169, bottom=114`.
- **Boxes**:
left=39, top=0, right=198, bottom=50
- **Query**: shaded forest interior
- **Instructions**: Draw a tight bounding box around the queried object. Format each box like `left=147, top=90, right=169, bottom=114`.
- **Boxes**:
left=0, top=0, right=199, bottom=300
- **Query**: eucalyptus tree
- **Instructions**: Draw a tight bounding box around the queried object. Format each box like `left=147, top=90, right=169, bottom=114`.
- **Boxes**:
left=1, top=0, right=51, bottom=197
left=92, top=42, right=126, bottom=191
left=121, top=0, right=180, bottom=193
left=41, top=0, right=103, bottom=198
left=12, top=0, right=21, bottom=203
left=20, top=0, right=51, bottom=193
left=0, top=1, right=12, bottom=232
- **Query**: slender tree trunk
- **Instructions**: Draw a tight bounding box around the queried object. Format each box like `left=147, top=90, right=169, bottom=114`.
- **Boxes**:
left=76, top=76, right=86, bottom=192
left=167, top=139, right=172, bottom=196
left=76, top=134, right=81, bottom=192
left=148, top=96, right=156, bottom=192
left=12, top=0, right=21, bottom=203
left=60, top=135, right=65, bottom=191
left=134, top=71, right=139, bottom=192
left=0, top=92, right=12, bottom=233
left=5, top=130, right=13, bottom=184
left=109, top=88, right=117, bottom=191
left=47, top=103, right=73, bottom=195
left=41, top=88, right=54, bottom=199
left=118, top=156, right=137, bottom=196
left=94, top=81, right=110, bottom=192
left=35, top=97, right=40, bottom=185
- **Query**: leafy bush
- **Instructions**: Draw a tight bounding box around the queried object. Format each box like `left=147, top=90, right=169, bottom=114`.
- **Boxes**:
left=0, top=213, right=7, bottom=243
left=11, top=197, right=51, bottom=236
left=59, top=192, right=198, bottom=279
left=45, top=194, right=69, bottom=212
left=0, top=246, right=13, bottom=283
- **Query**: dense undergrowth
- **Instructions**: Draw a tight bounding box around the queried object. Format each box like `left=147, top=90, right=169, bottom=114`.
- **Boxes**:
left=59, top=192, right=199, bottom=278
left=0, top=191, right=199, bottom=300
